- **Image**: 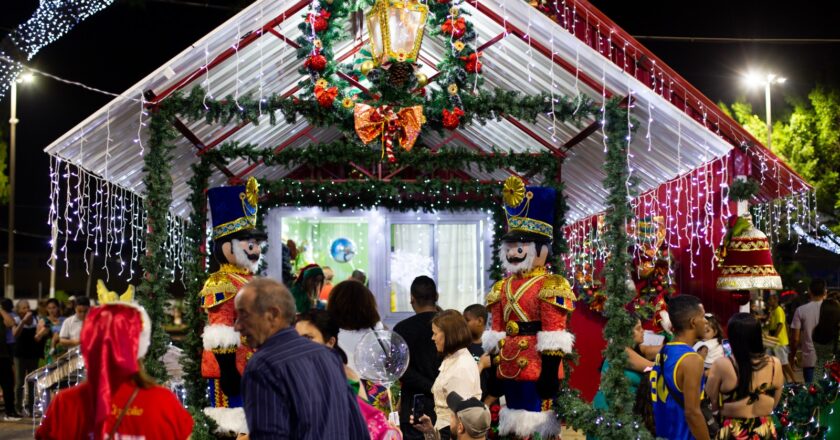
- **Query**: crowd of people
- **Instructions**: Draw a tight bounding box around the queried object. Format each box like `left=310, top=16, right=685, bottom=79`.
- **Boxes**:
left=587, top=278, right=840, bottom=440
left=0, top=295, right=91, bottom=421
left=4, top=272, right=838, bottom=439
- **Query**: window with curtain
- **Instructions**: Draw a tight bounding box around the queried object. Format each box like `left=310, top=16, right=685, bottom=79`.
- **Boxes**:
left=390, top=223, right=481, bottom=313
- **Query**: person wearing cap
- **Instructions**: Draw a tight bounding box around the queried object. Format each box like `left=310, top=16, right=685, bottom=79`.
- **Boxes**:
left=36, top=287, right=193, bottom=440
left=482, top=177, right=575, bottom=438
left=199, top=177, right=267, bottom=434
left=411, top=391, right=491, bottom=440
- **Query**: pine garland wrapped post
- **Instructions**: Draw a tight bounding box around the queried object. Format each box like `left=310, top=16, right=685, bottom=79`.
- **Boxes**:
left=599, top=100, right=636, bottom=415
left=136, top=105, right=178, bottom=381
left=181, top=159, right=216, bottom=438
left=553, top=100, right=652, bottom=440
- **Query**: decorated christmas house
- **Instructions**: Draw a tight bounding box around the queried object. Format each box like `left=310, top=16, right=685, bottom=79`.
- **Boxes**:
left=41, top=0, right=819, bottom=435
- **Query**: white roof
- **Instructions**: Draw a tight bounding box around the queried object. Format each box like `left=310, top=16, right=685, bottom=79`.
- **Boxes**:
left=43, top=0, right=805, bottom=220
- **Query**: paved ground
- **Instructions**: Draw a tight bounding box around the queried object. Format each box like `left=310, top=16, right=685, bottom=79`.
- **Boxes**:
left=0, top=417, right=35, bottom=440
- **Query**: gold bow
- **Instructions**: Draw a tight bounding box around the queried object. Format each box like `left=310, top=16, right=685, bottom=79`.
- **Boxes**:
left=354, top=104, right=426, bottom=160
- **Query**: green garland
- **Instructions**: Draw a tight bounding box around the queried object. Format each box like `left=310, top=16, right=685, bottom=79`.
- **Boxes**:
left=729, top=177, right=760, bottom=201
left=774, top=362, right=840, bottom=439
left=180, top=159, right=215, bottom=439
left=137, top=105, right=177, bottom=381
left=553, top=100, right=652, bottom=439
left=203, top=140, right=562, bottom=176
left=257, top=177, right=566, bottom=279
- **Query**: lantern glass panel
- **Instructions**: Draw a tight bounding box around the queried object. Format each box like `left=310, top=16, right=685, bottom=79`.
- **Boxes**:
left=368, top=10, right=384, bottom=62
left=386, top=6, right=424, bottom=57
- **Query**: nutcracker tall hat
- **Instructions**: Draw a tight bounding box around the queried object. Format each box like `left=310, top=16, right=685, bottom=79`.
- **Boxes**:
left=500, top=176, right=556, bottom=243
left=716, top=215, right=783, bottom=290
left=81, top=287, right=152, bottom=440
left=208, top=177, right=267, bottom=241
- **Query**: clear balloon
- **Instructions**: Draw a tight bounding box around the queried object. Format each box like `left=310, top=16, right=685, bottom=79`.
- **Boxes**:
left=330, top=237, right=357, bottom=263
left=354, top=330, right=410, bottom=385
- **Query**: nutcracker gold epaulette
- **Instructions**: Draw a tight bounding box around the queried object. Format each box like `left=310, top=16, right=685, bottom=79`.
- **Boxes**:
left=200, top=265, right=252, bottom=309
left=539, top=274, right=576, bottom=311
left=200, top=272, right=239, bottom=309
left=486, top=280, right=504, bottom=305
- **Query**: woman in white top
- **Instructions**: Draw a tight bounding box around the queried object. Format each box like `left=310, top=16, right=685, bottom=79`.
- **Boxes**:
left=430, top=310, right=481, bottom=440
left=694, top=313, right=726, bottom=372
left=327, top=280, right=385, bottom=373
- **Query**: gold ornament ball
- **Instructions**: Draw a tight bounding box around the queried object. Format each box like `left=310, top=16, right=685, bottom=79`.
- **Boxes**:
left=325, top=0, right=334, bottom=4
left=360, top=60, right=375, bottom=76
left=415, top=73, right=428, bottom=87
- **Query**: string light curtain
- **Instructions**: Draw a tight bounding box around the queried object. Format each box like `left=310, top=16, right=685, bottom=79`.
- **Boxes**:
left=0, top=0, right=117, bottom=99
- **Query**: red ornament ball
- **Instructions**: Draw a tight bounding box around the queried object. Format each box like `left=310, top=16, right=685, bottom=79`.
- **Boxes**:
left=780, top=416, right=788, bottom=426
left=305, top=54, right=327, bottom=72
left=809, top=384, right=818, bottom=395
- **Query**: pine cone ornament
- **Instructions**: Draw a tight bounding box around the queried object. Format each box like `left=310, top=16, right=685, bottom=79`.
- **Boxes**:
left=388, top=61, right=414, bottom=88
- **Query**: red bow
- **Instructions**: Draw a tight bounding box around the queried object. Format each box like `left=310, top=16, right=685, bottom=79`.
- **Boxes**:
left=314, top=85, right=338, bottom=108
left=442, top=108, right=465, bottom=129
left=307, top=10, right=331, bottom=33
left=441, top=17, right=466, bottom=38
left=460, top=52, right=483, bottom=73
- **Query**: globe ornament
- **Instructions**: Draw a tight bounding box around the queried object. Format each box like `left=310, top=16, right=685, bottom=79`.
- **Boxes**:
left=415, top=72, right=428, bottom=87
left=360, top=60, right=375, bottom=76
left=354, top=330, right=410, bottom=385
left=330, top=237, right=357, bottom=263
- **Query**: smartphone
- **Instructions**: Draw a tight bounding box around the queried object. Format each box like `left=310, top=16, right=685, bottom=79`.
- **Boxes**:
left=411, top=394, right=425, bottom=422
left=722, top=340, right=732, bottom=357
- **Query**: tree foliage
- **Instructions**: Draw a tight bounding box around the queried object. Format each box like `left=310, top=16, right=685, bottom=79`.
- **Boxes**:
left=721, top=86, right=840, bottom=233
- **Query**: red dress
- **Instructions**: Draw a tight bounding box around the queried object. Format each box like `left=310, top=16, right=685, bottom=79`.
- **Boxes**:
left=36, top=381, right=193, bottom=440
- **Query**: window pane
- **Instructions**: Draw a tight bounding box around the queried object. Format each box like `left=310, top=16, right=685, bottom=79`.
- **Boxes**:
left=282, top=217, right=368, bottom=284
left=390, top=224, right=433, bottom=312
left=437, top=224, right=479, bottom=311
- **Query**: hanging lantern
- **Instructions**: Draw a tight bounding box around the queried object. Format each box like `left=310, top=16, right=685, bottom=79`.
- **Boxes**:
left=366, top=0, right=428, bottom=66
left=716, top=215, right=783, bottom=291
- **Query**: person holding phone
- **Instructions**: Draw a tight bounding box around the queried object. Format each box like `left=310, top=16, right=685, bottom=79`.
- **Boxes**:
left=430, top=311, right=481, bottom=440
left=411, top=392, right=491, bottom=440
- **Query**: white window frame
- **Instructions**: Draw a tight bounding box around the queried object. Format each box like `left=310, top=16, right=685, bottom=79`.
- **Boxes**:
left=264, top=207, right=494, bottom=327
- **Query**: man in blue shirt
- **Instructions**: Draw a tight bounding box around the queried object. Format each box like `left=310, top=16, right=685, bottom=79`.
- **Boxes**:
left=650, top=295, right=710, bottom=440
left=235, top=277, right=369, bottom=439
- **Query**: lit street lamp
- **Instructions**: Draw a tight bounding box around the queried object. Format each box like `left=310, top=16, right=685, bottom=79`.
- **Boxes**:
left=5, top=71, right=34, bottom=299
left=743, top=72, right=786, bottom=149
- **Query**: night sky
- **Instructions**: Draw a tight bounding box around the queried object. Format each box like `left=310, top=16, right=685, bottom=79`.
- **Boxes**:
left=1, top=0, right=838, bottom=296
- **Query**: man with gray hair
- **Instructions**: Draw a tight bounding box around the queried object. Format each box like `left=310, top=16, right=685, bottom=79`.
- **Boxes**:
left=235, top=277, right=368, bottom=439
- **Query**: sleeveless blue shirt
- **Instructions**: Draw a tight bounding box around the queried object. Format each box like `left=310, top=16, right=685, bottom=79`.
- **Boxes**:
left=650, top=342, right=706, bottom=440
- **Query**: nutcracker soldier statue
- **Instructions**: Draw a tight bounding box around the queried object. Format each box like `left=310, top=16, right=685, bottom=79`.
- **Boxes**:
left=200, top=177, right=266, bottom=434
left=482, top=176, right=576, bottom=439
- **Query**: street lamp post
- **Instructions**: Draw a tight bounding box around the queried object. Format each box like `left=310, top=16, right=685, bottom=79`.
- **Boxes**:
left=5, top=71, right=33, bottom=299
left=745, top=72, right=786, bottom=149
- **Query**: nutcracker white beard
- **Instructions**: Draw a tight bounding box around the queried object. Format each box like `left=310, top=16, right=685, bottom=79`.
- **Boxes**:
left=231, top=239, right=262, bottom=273
left=500, top=241, right=538, bottom=274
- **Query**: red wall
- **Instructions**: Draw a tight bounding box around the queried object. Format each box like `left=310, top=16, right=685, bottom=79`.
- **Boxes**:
left=564, top=154, right=742, bottom=400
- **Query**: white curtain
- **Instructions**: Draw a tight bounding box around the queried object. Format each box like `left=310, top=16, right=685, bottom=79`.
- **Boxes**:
left=437, top=224, right=479, bottom=312
left=390, top=224, right=433, bottom=312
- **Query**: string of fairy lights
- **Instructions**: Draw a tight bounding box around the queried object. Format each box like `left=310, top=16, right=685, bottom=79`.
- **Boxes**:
left=1, top=0, right=117, bottom=99
left=47, top=154, right=191, bottom=283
